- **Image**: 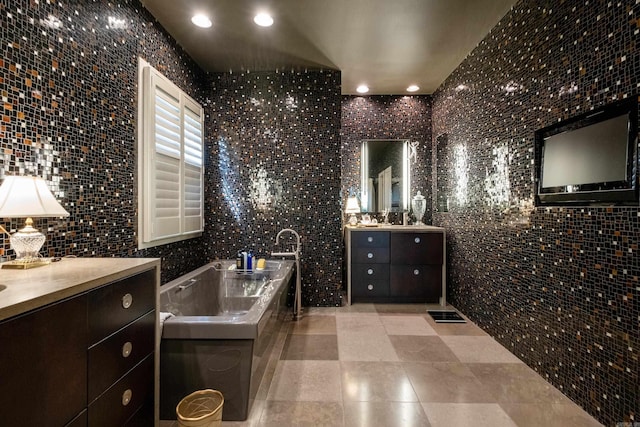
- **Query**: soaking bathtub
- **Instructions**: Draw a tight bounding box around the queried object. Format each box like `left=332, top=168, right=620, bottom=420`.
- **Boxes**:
left=159, top=260, right=295, bottom=421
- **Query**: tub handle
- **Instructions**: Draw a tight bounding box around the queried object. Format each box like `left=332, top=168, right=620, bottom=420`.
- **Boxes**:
left=122, top=389, right=132, bottom=406
left=122, top=293, right=133, bottom=309
left=122, top=341, right=132, bottom=358
left=177, top=278, right=198, bottom=292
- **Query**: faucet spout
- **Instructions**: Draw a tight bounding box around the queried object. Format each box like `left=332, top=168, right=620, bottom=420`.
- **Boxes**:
left=275, top=228, right=301, bottom=247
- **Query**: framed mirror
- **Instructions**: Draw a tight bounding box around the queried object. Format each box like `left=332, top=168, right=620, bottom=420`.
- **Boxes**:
left=361, top=139, right=410, bottom=212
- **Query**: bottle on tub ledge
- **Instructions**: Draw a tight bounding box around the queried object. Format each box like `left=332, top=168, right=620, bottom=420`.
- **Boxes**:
left=236, top=250, right=256, bottom=274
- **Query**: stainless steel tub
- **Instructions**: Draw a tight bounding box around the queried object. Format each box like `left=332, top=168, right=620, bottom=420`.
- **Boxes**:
left=159, top=259, right=294, bottom=421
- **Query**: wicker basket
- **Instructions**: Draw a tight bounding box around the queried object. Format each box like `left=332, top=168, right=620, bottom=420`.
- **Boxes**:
left=176, top=389, right=224, bottom=427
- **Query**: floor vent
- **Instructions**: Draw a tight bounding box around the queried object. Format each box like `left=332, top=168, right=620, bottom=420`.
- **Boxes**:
left=428, top=310, right=466, bottom=323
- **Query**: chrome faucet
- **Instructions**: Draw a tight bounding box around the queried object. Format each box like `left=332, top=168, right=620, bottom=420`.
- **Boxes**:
left=272, top=228, right=301, bottom=258
left=271, top=228, right=302, bottom=320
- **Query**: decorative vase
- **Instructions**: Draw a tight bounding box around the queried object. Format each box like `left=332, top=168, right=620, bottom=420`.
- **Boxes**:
left=411, top=191, right=426, bottom=225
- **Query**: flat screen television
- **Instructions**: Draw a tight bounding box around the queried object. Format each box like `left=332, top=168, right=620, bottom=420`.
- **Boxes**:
left=535, top=97, right=638, bottom=205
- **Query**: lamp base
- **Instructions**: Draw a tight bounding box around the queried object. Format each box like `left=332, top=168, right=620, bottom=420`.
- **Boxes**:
left=1, top=258, right=51, bottom=269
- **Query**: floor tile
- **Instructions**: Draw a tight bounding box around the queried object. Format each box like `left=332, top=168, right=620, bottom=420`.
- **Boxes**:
left=439, top=335, right=522, bottom=363
left=258, top=401, right=344, bottom=427
left=403, top=362, right=496, bottom=403
left=343, top=401, right=431, bottom=427
left=336, top=313, right=385, bottom=335
left=499, top=403, right=603, bottom=427
left=389, top=335, right=460, bottom=362
left=304, top=307, right=337, bottom=316
left=267, top=360, right=342, bottom=401
left=290, top=315, right=337, bottom=335
left=468, top=363, right=571, bottom=404
left=341, top=361, right=418, bottom=402
left=337, top=331, right=399, bottom=361
left=375, top=303, right=429, bottom=314
left=336, top=303, right=377, bottom=314
left=220, top=399, right=265, bottom=427
left=380, top=315, right=437, bottom=335
left=422, top=403, right=518, bottom=427
left=280, top=334, right=339, bottom=360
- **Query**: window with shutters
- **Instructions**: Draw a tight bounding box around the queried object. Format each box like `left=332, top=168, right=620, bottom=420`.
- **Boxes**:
left=137, top=58, right=203, bottom=249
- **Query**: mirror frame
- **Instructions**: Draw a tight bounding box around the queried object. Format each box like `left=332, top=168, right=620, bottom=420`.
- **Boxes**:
left=360, top=139, right=410, bottom=212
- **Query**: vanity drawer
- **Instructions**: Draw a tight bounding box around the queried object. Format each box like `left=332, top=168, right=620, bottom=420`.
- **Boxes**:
left=88, top=269, right=155, bottom=345
left=352, top=231, right=390, bottom=248
left=352, top=276, right=390, bottom=298
left=390, top=265, right=441, bottom=302
left=352, top=263, right=389, bottom=283
left=88, top=310, right=155, bottom=402
left=88, top=354, right=154, bottom=427
left=352, top=264, right=390, bottom=298
left=390, top=232, right=443, bottom=265
left=352, top=247, right=390, bottom=264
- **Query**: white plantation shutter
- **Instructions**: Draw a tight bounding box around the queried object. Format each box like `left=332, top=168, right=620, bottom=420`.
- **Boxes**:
left=183, top=101, right=203, bottom=233
left=139, top=59, right=204, bottom=248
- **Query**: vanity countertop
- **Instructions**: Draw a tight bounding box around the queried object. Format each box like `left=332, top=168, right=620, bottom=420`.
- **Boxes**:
left=0, top=257, right=160, bottom=321
left=346, top=224, right=445, bottom=231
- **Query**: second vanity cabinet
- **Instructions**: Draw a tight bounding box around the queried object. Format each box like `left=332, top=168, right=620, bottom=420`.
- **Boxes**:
left=346, top=226, right=446, bottom=305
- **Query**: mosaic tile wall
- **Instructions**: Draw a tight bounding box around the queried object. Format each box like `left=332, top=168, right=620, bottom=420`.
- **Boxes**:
left=341, top=95, right=433, bottom=224
left=432, top=0, right=639, bottom=424
left=0, top=0, right=209, bottom=283
left=204, top=70, right=343, bottom=306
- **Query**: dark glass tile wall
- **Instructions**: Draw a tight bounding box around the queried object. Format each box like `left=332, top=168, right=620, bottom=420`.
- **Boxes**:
left=342, top=95, right=433, bottom=224
left=0, top=0, right=209, bottom=283
left=432, top=1, right=639, bottom=424
left=204, top=70, right=343, bottom=306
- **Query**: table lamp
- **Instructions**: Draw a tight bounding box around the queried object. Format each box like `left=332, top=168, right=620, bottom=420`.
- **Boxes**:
left=0, top=175, right=69, bottom=269
left=345, top=196, right=361, bottom=226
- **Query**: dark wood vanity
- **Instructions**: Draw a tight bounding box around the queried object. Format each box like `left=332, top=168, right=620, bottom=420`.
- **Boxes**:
left=345, top=225, right=446, bottom=305
left=0, top=258, right=160, bottom=426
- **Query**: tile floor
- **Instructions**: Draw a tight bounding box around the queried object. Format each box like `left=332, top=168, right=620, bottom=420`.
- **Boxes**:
left=161, top=304, right=603, bottom=427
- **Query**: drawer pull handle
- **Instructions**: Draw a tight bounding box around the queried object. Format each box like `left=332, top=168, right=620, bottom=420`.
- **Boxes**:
left=414, top=269, right=420, bottom=275
left=367, top=252, right=373, bottom=259
left=122, top=341, right=133, bottom=358
left=367, top=269, right=374, bottom=275
left=367, top=236, right=373, bottom=243
left=367, top=284, right=374, bottom=291
left=122, top=389, right=132, bottom=406
left=414, top=237, right=421, bottom=244
left=122, top=293, right=133, bottom=309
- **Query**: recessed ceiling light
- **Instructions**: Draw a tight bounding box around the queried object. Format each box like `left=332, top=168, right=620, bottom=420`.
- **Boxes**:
left=356, top=85, right=369, bottom=94
left=191, top=14, right=212, bottom=28
left=254, top=13, right=274, bottom=27
left=406, top=85, right=420, bottom=92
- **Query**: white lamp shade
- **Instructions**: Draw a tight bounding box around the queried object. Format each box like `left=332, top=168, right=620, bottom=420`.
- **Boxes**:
left=0, top=176, right=69, bottom=218
left=345, top=196, right=361, bottom=214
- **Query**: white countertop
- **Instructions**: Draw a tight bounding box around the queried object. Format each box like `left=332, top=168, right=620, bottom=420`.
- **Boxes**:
left=0, top=257, right=161, bottom=321
left=346, top=224, right=445, bottom=231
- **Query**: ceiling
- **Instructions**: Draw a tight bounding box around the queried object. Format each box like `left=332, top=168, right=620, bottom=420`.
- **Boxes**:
left=141, top=0, right=517, bottom=95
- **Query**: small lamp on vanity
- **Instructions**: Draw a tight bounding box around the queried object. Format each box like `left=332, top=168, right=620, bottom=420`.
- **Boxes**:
left=345, top=196, right=361, bottom=226
left=0, top=175, right=69, bottom=269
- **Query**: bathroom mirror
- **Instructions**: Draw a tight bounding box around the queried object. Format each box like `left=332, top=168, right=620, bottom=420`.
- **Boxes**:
left=361, top=139, right=410, bottom=212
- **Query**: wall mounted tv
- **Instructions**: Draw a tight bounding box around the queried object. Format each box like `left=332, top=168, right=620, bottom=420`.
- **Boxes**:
left=535, top=97, right=638, bottom=206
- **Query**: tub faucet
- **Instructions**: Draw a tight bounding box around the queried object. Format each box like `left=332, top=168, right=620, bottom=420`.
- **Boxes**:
left=272, top=228, right=301, bottom=258
left=271, top=228, right=302, bottom=320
